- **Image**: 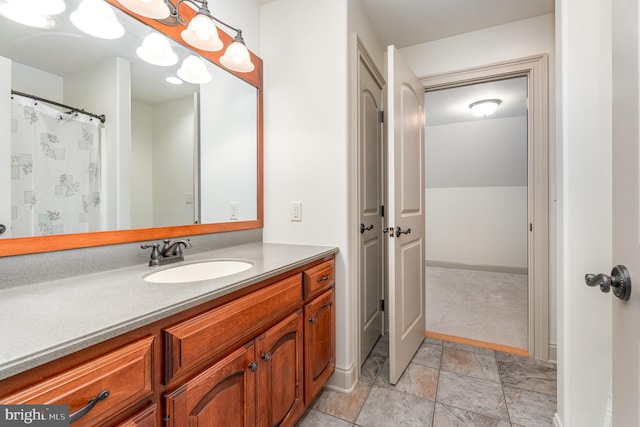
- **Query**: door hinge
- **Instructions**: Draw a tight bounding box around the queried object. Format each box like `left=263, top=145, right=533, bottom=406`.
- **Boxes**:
left=529, top=223, right=533, bottom=232
left=379, top=111, right=384, bottom=123
left=380, top=205, right=385, bottom=217
left=380, top=299, right=385, bottom=311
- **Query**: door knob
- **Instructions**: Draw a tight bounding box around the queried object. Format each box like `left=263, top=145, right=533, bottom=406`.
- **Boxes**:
left=396, top=226, right=411, bottom=236
left=360, top=223, right=374, bottom=234
left=585, top=264, right=631, bottom=301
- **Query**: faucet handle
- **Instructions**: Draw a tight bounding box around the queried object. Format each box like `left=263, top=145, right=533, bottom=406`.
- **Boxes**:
left=141, top=243, right=161, bottom=266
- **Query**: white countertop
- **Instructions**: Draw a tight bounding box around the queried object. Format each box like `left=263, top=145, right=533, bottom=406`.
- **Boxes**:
left=0, top=242, right=337, bottom=380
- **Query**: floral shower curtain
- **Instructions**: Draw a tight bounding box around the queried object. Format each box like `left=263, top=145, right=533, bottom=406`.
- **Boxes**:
left=10, top=95, right=104, bottom=237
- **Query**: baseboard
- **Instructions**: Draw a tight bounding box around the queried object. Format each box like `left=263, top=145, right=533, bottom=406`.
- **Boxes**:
left=426, top=331, right=529, bottom=357
left=425, top=260, right=528, bottom=275
left=553, top=413, right=563, bottom=427
left=324, top=361, right=357, bottom=393
left=548, top=343, right=557, bottom=363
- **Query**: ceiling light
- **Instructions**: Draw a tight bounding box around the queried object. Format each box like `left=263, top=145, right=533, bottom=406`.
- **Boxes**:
left=116, top=0, right=169, bottom=19
left=117, top=0, right=255, bottom=72
left=165, top=76, right=183, bottom=85
left=177, top=55, right=211, bottom=84
left=469, top=99, right=502, bottom=117
left=0, top=0, right=59, bottom=29
left=70, top=0, right=125, bottom=40
left=137, top=32, right=178, bottom=66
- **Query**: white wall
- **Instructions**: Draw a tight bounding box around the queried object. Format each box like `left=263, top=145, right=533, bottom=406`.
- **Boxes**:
left=11, top=62, right=63, bottom=103
left=64, top=57, right=131, bottom=231
left=427, top=186, right=527, bottom=268
left=130, top=99, right=153, bottom=229
left=348, top=0, right=385, bottom=72
left=426, top=116, right=527, bottom=269
left=400, top=13, right=558, bottom=348
left=200, top=65, right=257, bottom=223
left=261, top=0, right=352, bottom=389
left=152, top=96, right=195, bottom=227
left=557, top=0, right=612, bottom=425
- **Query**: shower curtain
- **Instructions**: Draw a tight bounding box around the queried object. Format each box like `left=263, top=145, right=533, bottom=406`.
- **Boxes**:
left=10, top=95, right=104, bottom=237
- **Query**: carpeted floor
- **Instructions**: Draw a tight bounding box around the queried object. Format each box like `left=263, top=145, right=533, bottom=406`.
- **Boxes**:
left=425, top=266, right=528, bottom=350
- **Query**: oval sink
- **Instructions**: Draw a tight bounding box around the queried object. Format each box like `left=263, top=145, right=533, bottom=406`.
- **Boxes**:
left=143, top=260, right=253, bottom=283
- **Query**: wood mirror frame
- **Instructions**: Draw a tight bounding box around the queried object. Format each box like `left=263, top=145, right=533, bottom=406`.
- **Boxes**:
left=0, top=1, right=263, bottom=257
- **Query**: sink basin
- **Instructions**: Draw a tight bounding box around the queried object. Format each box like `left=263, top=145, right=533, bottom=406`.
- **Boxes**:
left=143, top=260, right=253, bottom=283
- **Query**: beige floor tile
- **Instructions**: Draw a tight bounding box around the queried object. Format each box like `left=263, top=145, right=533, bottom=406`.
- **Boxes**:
left=437, top=371, right=509, bottom=421
left=441, top=346, right=500, bottom=383
left=311, top=380, right=371, bottom=423
left=355, top=385, right=435, bottom=427
left=433, top=403, right=511, bottom=427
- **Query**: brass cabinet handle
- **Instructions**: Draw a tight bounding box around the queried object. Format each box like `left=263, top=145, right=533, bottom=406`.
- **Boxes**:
left=69, top=390, right=109, bottom=424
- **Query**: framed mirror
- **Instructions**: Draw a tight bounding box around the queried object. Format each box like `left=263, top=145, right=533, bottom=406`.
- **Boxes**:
left=0, top=0, right=263, bottom=256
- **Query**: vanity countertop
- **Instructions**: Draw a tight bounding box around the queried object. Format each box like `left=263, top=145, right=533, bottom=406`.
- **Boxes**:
left=0, top=242, right=338, bottom=381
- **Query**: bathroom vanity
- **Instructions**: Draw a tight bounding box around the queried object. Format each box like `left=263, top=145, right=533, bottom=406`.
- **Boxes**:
left=0, top=243, right=336, bottom=426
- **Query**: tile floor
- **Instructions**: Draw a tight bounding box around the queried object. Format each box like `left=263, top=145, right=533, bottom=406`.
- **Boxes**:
left=296, top=336, right=557, bottom=427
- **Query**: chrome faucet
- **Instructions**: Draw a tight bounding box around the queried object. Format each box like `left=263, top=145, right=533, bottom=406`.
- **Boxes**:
left=141, top=239, right=192, bottom=266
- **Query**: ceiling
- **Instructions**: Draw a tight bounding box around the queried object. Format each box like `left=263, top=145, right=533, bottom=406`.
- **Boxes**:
left=351, top=1, right=550, bottom=126
left=357, top=0, right=554, bottom=48
left=425, top=77, right=528, bottom=127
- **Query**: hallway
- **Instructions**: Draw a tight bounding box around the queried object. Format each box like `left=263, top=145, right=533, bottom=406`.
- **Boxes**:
left=297, top=336, right=556, bottom=426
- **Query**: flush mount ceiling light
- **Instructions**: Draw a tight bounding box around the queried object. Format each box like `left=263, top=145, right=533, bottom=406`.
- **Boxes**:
left=0, top=0, right=66, bottom=29
left=117, top=0, right=254, bottom=73
left=71, top=0, right=125, bottom=39
left=137, top=32, right=178, bottom=66
left=469, top=99, right=502, bottom=117
left=177, top=55, right=211, bottom=84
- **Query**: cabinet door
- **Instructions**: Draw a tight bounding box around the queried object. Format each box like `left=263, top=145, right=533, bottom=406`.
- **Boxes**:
left=256, top=310, right=304, bottom=427
left=164, top=342, right=257, bottom=427
left=304, top=288, right=336, bottom=404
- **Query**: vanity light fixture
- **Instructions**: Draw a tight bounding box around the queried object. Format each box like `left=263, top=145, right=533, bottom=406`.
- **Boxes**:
left=0, top=0, right=66, bottom=29
left=137, top=32, right=178, bottom=66
left=117, top=0, right=255, bottom=72
left=176, top=55, right=211, bottom=84
left=71, top=0, right=125, bottom=39
left=469, top=99, right=502, bottom=117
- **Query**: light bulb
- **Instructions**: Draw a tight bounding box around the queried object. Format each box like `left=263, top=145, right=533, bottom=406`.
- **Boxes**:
left=70, top=0, right=125, bottom=39
left=136, top=32, right=178, bottom=66
left=181, top=13, right=222, bottom=51
left=177, top=55, right=212, bottom=84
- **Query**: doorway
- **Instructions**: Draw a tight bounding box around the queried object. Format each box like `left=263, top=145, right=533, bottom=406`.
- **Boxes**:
left=424, top=77, right=529, bottom=352
left=421, top=55, right=550, bottom=360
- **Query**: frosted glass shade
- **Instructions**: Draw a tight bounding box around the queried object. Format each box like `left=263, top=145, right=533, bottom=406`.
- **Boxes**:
left=469, top=99, right=501, bottom=117
left=136, top=32, right=178, bottom=66
left=0, top=0, right=59, bottom=28
left=117, top=0, right=169, bottom=19
left=177, top=55, right=212, bottom=84
left=181, top=13, right=223, bottom=52
left=220, top=40, right=254, bottom=73
left=70, top=0, right=124, bottom=39
left=32, top=0, right=66, bottom=15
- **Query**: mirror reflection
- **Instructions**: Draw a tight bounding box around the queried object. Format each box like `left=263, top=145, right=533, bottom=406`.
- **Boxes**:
left=0, top=0, right=258, bottom=239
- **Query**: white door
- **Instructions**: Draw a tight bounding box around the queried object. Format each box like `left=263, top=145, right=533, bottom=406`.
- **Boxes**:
left=386, top=45, right=426, bottom=385
left=359, top=56, right=384, bottom=363
left=612, top=0, right=640, bottom=422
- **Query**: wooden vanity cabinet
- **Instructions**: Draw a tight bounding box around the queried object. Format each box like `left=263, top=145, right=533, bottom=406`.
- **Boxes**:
left=0, top=255, right=335, bottom=427
left=164, top=310, right=304, bottom=427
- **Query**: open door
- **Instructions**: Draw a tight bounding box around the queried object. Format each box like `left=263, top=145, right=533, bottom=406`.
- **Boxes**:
left=611, top=0, right=640, bottom=423
left=386, top=45, right=425, bottom=385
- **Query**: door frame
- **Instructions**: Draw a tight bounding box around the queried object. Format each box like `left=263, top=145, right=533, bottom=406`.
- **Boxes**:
left=420, top=54, right=550, bottom=360
left=352, top=35, right=387, bottom=373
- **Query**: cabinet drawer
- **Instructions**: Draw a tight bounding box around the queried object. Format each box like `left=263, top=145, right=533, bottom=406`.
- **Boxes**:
left=0, top=336, right=153, bottom=427
left=164, top=274, right=303, bottom=383
left=303, top=259, right=335, bottom=300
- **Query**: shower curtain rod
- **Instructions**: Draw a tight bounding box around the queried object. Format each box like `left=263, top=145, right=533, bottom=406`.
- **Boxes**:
left=11, top=90, right=106, bottom=124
